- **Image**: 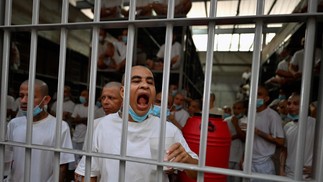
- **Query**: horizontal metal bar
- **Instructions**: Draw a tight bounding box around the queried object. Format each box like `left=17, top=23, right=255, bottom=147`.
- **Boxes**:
left=0, top=13, right=323, bottom=31
left=192, top=27, right=281, bottom=34
left=1, top=140, right=293, bottom=181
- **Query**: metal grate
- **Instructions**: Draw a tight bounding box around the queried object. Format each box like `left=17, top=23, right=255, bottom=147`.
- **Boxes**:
left=1, top=0, right=323, bottom=182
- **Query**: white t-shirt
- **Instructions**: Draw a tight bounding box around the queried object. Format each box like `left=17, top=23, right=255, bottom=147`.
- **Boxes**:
left=6, top=115, right=75, bottom=182
left=290, top=48, right=322, bottom=72
left=156, top=42, right=182, bottom=69
left=7, top=95, right=17, bottom=111
left=224, top=115, right=246, bottom=163
left=75, top=113, right=198, bottom=182
left=209, top=106, right=224, bottom=116
left=50, top=99, right=75, bottom=114
left=284, top=117, right=316, bottom=179
left=71, top=104, right=90, bottom=143
left=252, top=107, right=284, bottom=163
left=174, top=108, right=190, bottom=127
left=277, top=59, right=289, bottom=72
left=94, top=107, right=106, bottom=119
left=112, top=41, right=127, bottom=64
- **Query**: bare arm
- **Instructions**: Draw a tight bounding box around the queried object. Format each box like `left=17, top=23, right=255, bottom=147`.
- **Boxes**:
left=231, top=116, right=246, bottom=142
left=289, top=64, right=302, bottom=78
left=165, top=143, right=198, bottom=179
left=167, top=114, right=183, bottom=130
left=276, top=69, right=294, bottom=78
left=254, top=128, right=284, bottom=147
left=59, top=164, right=67, bottom=182
left=279, top=147, right=287, bottom=176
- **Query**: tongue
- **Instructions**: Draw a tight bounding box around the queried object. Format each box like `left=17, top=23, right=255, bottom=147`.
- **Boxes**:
left=138, top=97, right=147, bottom=106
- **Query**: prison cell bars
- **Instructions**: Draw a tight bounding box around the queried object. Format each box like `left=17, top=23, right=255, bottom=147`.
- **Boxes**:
left=0, top=0, right=323, bottom=182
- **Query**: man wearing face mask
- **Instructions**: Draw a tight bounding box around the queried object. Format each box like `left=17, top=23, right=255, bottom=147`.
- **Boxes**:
left=111, top=29, right=127, bottom=72
left=279, top=92, right=315, bottom=179
left=70, top=89, right=96, bottom=170
left=169, top=92, right=190, bottom=130
left=50, top=85, right=75, bottom=123
left=6, top=79, right=75, bottom=182
left=224, top=100, right=247, bottom=182
left=249, top=86, right=284, bottom=182
left=75, top=66, right=198, bottom=182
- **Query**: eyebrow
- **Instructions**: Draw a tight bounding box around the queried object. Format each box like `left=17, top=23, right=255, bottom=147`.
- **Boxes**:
left=131, top=75, right=154, bottom=81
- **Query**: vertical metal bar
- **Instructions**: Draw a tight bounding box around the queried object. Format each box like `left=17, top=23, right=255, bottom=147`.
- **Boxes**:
left=24, top=0, right=40, bottom=181
left=84, top=0, right=101, bottom=182
left=313, top=32, right=323, bottom=182
left=156, top=0, right=175, bottom=181
left=119, top=1, right=136, bottom=181
left=243, top=0, right=264, bottom=181
left=52, top=0, right=70, bottom=181
left=197, top=0, right=217, bottom=182
left=0, top=0, right=11, bottom=179
left=294, top=0, right=317, bottom=180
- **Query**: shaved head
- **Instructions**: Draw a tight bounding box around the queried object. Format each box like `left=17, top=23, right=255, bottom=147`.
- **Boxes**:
left=21, top=79, right=48, bottom=97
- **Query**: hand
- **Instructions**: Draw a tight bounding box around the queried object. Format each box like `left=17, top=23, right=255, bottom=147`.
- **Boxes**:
left=231, top=115, right=238, bottom=125
left=167, top=114, right=175, bottom=122
left=303, top=166, right=312, bottom=175
left=279, top=167, right=286, bottom=176
left=164, top=143, right=190, bottom=164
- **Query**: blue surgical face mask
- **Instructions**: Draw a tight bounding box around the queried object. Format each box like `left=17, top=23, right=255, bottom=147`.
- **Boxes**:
left=122, top=36, right=127, bottom=44
left=171, top=90, right=177, bottom=97
left=256, top=99, right=264, bottom=108
left=22, top=97, right=46, bottom=117
left=129, top=106, right=152, bottom=123
left=79, top=96, right=86, bottom=104
left=278, top=95, right=286, bottom=100
left=173, top=104, right=182, bottom=111
left=151, top=105, right=170, bottom=118
left=287, top=113, right=299, bottom=121
left=96, top=101, right=102, bottom=108
left=235, top=113, right=243, bottom=119
left=223, top=113, right=231, bottom=119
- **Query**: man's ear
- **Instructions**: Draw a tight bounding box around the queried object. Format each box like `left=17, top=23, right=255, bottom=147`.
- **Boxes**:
left=43, top=95, right=51, bottom=105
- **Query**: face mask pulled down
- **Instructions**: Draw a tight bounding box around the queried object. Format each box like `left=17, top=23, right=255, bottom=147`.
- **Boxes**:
left=22, top=96, right=46, bottom=117
left=129, top=106, right=152, bottom=123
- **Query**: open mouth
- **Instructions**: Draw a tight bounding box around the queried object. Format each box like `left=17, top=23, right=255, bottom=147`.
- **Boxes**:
left=137, top=93, right=149, bottom=109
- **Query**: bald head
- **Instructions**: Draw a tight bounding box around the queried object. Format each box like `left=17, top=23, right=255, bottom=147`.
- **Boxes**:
left=21, top=79, right=48, bottom=97
left=103, top=81, right=122, bottom=90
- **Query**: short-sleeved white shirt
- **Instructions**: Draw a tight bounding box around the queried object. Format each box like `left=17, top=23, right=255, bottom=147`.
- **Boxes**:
left=94, top=107, right=106, bottom=119
left=156, top=42, right=182, bottom=69
left=277, top=59, right=289, bottom=72
left=71, top=104, right=91, bottom=143
left=284, top=117, right=315, bottom=179
left=174, top=108, right=190, bottom=127
left=6, top=95, right=17, bottom=111
left=50, top=99, right=75, bottom=114
left=252, top=107, right=284, bottom=163
left=6, top=115, right=75, bottom=182
left=75, top=113, right=198, bottom=182
left=225, top=115, right=246, bottom=163
left=290, top=48, right=322, bottom=72
left=112, top=41, right=127, bottom=64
